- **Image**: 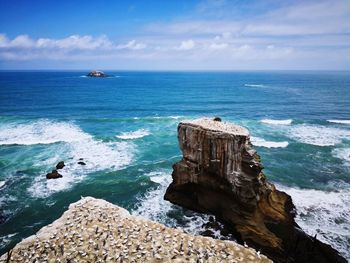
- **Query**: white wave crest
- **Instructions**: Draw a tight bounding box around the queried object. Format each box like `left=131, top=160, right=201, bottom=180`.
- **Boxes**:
left=251, top=136, right=289, bottom=148
left=0, top=181, right=5, bottom=189
left=279, top=184, right=350, bottom=260
left=0, top=120, right=91, bottom=145
left=289, top=125, right=350, bottom=146
left=5, top=120, right=136, bottom=198
left=327, top=120, right=350, bottom=125
left=244, top=84, right=266, bottom=88
left=116, top=129, right=150, bottom=140
left=261, top=119, right=292, bottom=125
left=332, top=148, right=350, bottom=165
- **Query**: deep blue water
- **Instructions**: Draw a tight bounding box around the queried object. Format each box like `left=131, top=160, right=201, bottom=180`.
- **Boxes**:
left=0, top=71, right=349, bottom=259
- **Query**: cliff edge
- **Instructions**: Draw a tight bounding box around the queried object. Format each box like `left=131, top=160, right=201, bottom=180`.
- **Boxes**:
left=0, top=197, right=270, bottom=263
left=165, top=118, right=346, bottom=263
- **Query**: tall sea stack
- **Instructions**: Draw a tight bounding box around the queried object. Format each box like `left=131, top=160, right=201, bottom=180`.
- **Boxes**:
left=164, top=118, right=346, bottom=263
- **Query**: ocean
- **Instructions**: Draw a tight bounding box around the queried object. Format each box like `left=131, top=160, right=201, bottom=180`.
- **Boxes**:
left=0, top=71, right=349, bottom=259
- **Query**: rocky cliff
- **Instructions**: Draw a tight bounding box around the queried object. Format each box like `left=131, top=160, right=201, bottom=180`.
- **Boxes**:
left=165, top=118, right=346, bottom=263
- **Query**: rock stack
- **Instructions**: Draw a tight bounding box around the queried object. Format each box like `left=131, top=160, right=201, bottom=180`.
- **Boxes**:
left=165, top=118, right=346, bottom=263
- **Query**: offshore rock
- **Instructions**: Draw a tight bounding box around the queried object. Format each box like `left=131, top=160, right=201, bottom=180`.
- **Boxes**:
left=46, top=170, right=62, bottom=179
left=87, top=70, right=107, bottom=77
left=55, top=161, right=65, bottom=169
left=165, top=118, right=346, bottom=263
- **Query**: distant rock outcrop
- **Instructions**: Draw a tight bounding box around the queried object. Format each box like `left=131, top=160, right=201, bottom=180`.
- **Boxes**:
left=165, top=118, right=346, bottom=263
left=87, top=70, right=107, bottom=77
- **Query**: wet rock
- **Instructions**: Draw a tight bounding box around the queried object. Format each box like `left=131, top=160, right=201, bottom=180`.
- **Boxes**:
left=46, top=170, right=63, bottom=179
left=213, top=117, right=222, bottom=122
left=56, top=161, right=65, bottom=170
left=77, top=161, right=86, bottom=166
left=164, top=118, right=346, bottom=263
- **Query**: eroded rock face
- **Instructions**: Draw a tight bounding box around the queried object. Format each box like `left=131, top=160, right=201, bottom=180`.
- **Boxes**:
left=165, top=118, right=346, bottom=263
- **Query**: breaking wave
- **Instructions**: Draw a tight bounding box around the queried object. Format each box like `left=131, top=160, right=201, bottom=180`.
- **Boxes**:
left=116, top=129, right=150, bottom=140
left=0, top=119, right=135, bottom=198
left=327, top=120, right=350, bottom=125
left=289, top=125, right=350, bottom=146
left=0, top=120, right=90, bottom=145
left=278, top=184, right=350, bottom=260
left=261, top=119, right=293, bottom=125
left=251, top=136, right=289, bottom=148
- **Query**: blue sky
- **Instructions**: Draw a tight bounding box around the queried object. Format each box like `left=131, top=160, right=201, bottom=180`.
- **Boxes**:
left=0, top=0, right=349, bottom=70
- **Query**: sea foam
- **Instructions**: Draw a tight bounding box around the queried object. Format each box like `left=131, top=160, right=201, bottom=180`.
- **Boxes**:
left=250, top=136, right=289, bottom=148
left=132, top=171, right=216, bottom=237
left=279, top=184, right=350, bottom=260
left=261, top=119, right=292, bottom=125
left=332, top=148, right=350, bottom=165
left=289, top=125, right=350, bottom=146
left=116, top=129, right=150, bottom=140
left=0, top=120, right=136, bottom=198
left=28, top=139, right=134, bottom=198
left=0, top=120, right=91, bottom=145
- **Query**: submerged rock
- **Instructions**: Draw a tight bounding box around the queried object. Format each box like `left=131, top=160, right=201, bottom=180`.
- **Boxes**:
left=165, top=118, right=346, bottom=263
left=77, top=161, right=86, bottom=165
left=55, top=161, right=65, bottom=169
left=87, top=70, right=107, bottom=77
left=46, top=170, right=62, bottom=179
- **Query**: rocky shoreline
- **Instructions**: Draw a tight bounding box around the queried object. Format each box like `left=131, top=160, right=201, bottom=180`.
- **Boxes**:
left=0, top=197, right=270, bottom=263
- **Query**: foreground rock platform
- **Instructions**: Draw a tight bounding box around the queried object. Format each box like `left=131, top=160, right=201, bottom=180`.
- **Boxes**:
left=0, top=197, right=270, bottom=263
left=165, top=118, right=346, bottom=263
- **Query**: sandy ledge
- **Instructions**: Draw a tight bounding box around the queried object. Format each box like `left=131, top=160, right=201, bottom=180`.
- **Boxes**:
left=181, top=118, right=249, bottom=136
left=0, top=197, right=271, bottom=263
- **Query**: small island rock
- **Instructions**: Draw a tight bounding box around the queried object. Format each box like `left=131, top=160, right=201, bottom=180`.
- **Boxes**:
left=87, top=70, right=107, bottom=78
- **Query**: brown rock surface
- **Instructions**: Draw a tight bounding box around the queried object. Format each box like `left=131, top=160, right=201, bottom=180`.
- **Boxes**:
left=46, top=169, right=62, bottom=179
left=165, top=118, right=346, bottom=263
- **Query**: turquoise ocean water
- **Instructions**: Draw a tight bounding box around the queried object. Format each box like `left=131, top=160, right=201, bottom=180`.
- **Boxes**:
left=0, top=71, right=349, bottom=259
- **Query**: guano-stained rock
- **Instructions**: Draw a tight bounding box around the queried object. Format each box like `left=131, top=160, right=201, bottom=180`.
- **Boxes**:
left=164, top=118, right=346, bottom=263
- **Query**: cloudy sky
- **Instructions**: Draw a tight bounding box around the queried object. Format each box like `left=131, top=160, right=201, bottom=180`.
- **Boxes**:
left=0, top=0, right=349, bottom=70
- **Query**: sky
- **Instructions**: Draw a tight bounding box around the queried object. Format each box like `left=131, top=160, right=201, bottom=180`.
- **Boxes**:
left=0, top=0, right=349, bottom=70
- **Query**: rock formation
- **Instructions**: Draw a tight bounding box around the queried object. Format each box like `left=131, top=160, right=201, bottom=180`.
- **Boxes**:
left=46, top=169, right=62, bottom=179
left=87, top=70, right=107, bottom=77
left=165, top=118, right=346, bottom=263
left=56, top=161, right=65, bottom=169
left=0, top=197, right=271, bottom=263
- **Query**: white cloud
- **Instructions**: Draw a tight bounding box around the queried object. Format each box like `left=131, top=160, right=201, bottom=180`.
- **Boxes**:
left=116, top=40, right=146, bottom=50
left=209, top=42, right=228, bottom=50
left=177, top=40, right=195, bottom=50
left=1, top=0, right=350, bottom=69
